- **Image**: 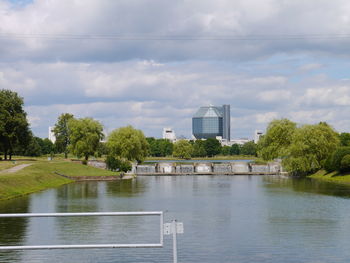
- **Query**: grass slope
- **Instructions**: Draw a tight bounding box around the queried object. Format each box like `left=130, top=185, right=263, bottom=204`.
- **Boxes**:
left=0, top=160, right=117, bottom=201
left=309, top=170, right=350, bottom=185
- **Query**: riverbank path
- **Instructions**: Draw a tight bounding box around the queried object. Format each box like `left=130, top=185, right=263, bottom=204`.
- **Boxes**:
left=0, top=164, right=32, bottom=174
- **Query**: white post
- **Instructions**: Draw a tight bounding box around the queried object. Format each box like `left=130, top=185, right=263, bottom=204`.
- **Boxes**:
left=172, top=220, right=178, bottom=263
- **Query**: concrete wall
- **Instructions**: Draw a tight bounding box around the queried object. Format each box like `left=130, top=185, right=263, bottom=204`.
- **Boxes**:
left=195, top=163, right=212, bottom=173
left=136, top=165, right=156, bottom=174
left=213, top=164, right=232, bottom=173
left=135, top=161, right=282, bottom=174
left=231, top=162, right=250, bottom=173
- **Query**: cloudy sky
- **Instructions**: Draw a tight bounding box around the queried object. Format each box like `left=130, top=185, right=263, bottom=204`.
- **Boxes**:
left=1, top=0, right=350, bottom=139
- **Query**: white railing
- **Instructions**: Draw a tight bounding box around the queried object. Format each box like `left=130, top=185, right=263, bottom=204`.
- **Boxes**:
left=0, top=211, right=184, bottom=263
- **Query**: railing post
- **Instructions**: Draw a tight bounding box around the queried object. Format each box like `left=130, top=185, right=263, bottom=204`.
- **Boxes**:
left=172, top=220, right=178, bottom=263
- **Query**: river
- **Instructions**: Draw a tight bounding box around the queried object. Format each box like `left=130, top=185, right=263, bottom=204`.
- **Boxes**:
left=0, top=175, right=350, bottom=263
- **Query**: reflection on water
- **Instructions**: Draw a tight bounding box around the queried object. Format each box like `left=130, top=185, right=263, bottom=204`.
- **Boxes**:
left=0, top=175, right=349, bottom=262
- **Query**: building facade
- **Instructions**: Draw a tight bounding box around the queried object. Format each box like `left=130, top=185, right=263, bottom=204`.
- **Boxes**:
left=162, top=127, right=176, bottom=142
left=192, top=104, right=230, bottom=140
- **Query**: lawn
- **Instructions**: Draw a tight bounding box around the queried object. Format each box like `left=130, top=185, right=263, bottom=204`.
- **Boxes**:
left=0, top=159, right=117, bottom=201
left=309, top=170, right=350, bottom=185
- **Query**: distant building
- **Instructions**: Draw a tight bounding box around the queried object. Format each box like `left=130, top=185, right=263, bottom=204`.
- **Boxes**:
left=228, top=138, right=250, bottom=146
left=254, top=130, right=263, bottom=144
left=192, top=104, right=230, bottom=140
left=163, top=128, right=176, bottom=142
left=48, top=126, right=56, bottom=143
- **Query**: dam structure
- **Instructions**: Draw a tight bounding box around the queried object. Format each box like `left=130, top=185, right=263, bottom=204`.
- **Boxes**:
left=133, top=161, right=282, bottom=176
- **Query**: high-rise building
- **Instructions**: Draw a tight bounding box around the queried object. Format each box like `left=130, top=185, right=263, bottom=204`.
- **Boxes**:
left=162, top=127, right=176, bottom=142
left=192, top=104, right=231, bottom=140
left=254, top=130, right=263, bottom=143
left=48, top=126, right=56, bottom=143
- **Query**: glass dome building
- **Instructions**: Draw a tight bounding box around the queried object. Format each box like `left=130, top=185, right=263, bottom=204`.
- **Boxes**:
left=192, top=105, right=230, bottom=140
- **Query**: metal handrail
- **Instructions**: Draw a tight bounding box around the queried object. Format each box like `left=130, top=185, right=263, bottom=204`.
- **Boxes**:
left=0, top=211, right=164, bottom=250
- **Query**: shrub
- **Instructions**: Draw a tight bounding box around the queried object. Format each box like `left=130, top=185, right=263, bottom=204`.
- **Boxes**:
left=324, top=153, right=336, bottom=173
left=82, top=160, right=88, bottom=165
left=105, top=155, right=131, bottom=172
left=340, top=154, right=350, bottom=173
left=331, top=147, right=350, bottom=172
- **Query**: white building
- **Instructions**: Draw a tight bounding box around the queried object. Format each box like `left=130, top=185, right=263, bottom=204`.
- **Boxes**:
left=162, top=128, right=176, bottom=142
left=48, top=126, right=56, bottom=143
left=254, top=130, right=263, bottom=144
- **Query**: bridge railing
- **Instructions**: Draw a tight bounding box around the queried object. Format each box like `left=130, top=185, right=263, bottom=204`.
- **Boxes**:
left=0, top=211, right=183, bottom=263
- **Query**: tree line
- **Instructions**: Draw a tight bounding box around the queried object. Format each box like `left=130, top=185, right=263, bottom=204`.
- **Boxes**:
left=147, top=137, right=257, bottom=159
left=257, top=118, right=350, bottom=176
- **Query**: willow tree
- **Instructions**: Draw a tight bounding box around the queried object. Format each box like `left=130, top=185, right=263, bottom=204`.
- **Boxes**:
left=283, top=122, right=340, bottom=176
left=107, top=125, right=149, bottom=163
left=257, top=118, right=297, bottom=160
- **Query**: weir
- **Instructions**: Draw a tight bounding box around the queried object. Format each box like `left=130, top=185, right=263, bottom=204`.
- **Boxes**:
left=134, top=161, right=282, bottom=176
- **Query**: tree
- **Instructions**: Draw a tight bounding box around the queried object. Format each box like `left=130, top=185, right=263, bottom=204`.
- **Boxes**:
left=221, top=146, right=231, bottom=156
left=107, top=125, right=149, bottom=163
left=325, top=147, right=350, bottom=173
left=283, top=122, right=340, bottom=176
left=339, top=133, right=350, bottom=146
left=340, top=155, right=350, bottom=173
left=240, top=141, right=257, bottom=156
left=41, top=138, right=55, bottom=155
left=230, top=144, right=240, bottom=155
left=0, top=89, right=31, bottom=160
left=204, top=138, right=221, bottom=157
left=146, top=138, right=173, bottom=157
left=68, top=118, right=104, bottom=161
left=53, top=113, right=74, bottom=158
left=192, top=140, right=207, bottom=157
left=24, top=136, right=42, bottom=157
left=173, top=140, right=193, bottom=159
left=257, top=119, right=297, bottom=160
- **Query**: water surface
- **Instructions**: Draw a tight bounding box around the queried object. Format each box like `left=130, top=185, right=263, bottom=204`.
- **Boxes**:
left=0, top=176, right=350, bottom=263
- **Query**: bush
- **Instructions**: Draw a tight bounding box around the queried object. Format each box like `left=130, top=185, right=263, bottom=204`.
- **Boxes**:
left=330, top=147, right=350, bottom=172
left=340, top=155, right=350, bottom=173
left=324, top=153, right=336, bottom=173
left=105, top=156, right=131, bottom=172
left=82, top=160, right=88, bottom=165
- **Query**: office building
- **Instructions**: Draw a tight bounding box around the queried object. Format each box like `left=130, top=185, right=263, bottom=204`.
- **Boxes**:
left=254, top=130, right=263, bottom=144
left=163, top=128, right=176, bottom=142
left=192, top=104, right=230, bottom=140
left=48, top=126, right=56, bottom=143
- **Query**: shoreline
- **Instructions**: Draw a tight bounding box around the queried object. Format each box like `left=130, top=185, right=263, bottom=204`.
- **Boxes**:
left=309, top=170, right=350, bottom=185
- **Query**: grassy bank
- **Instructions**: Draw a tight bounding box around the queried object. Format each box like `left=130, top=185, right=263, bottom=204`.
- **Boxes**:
left=309, top=170, right=350, bottom=185
left=0, top=160, right=118, bottom=201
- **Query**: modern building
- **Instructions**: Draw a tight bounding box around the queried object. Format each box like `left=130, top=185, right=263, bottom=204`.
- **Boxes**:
left=162, top=128, right=176, bottom=142
left=48, top=126, right=56, bottom=143
left=192, top=104, right=230, bottom=140
left=254, top=130, right=263, bottom=144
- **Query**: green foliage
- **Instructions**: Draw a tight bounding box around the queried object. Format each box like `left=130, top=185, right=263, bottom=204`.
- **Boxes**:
left=283, top=123, right=340, bottom=176
left=340, top=154, right=350, bottom=173
left=146, top=137, right=173, bottom=157
left=53, top=113, right=74, bottom=158
left=240, top=141, right=257, bottom=156
left=230, top=144, right=240, bottom=155
left=339, top=133, right=350, bottom=146
left=68, top=118, right=104, bottom=161
left=173, top=139, right=193, bottom=159
left=203, top=138, right=221, bottom=157
left=24, top=136, right=42, bottom=157
left=192, top=140, right=207, bottom=157
left=257, top=119, right=297, bottom=160
left=107, top=126, right=148, bottom=163
left=221, top=146, right=231, bottom=156
left=0, top=89, right=31, bottom=160
left=95, top=142, right=108, bottom=158
left=328, top=147, right=350, bottom=172
left=105, top=155, right=131, bottom=172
